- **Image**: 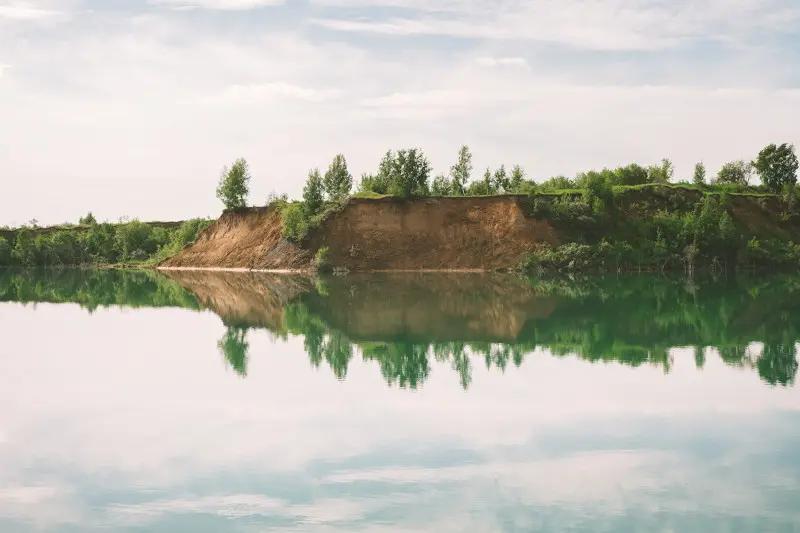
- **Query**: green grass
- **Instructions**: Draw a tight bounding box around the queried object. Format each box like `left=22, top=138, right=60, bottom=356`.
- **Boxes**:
left=350, top=191, right=393, bottom=199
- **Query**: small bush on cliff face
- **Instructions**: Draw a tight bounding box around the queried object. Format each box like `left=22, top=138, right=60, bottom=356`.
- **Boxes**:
left=281, top=202, right=311, bottom=242
left=314, top=246, right=331, bottom=272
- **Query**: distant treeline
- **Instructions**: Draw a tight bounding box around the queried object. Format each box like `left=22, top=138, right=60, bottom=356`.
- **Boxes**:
left=0, top=215, right=213, bottom=267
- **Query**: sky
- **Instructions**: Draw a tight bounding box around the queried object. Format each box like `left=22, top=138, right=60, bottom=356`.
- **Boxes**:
left=1, top=0, right=800, bottom=225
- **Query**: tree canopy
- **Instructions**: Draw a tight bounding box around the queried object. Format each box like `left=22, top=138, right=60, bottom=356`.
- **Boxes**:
left=753, top=143, right=798, bottom=193
left=216, top=158, right=251, bottom=210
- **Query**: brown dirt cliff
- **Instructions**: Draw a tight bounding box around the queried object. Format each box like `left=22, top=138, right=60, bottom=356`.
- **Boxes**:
left=161, top=196, right=559, bottom=271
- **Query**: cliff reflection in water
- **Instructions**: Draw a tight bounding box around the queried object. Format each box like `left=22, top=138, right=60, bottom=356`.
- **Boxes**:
left=2, top=268, right=798, bottom=388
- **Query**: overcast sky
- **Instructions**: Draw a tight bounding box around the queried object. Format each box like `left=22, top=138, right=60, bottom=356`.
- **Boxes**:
left=1, top=0, right=799, bottom=225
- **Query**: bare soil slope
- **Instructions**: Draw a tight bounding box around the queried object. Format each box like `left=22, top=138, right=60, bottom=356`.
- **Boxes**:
left=162, top=207, right=311, bottom=270
left=162, top=196, right=558, bottom=272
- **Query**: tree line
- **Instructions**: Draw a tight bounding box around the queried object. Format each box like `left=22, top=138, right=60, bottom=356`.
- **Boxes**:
left=215, top=143, right=799, bottom=209
left=214, top=143, right=798, bottom=244
left=0, top=217, right=212, bottom=267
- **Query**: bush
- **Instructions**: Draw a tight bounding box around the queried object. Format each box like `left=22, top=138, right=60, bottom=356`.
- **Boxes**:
left=314, top=246, right=331, bottom=272
left=0, top=236, right=11, bottom=265
left=281, top=202, right=311, bottom=242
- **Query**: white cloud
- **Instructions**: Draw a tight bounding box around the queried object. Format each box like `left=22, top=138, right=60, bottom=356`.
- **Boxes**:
left=475, top=56, right=527, bottom=68
left=150, top=0, right=285, bottom=9
left=0, top=1, right=798, bottom=224
left=0, top=2, right=61, bottom=20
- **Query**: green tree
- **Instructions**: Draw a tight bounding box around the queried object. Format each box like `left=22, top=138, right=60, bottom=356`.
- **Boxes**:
left=115, top=219, right=154, bottom=261
left=79, top=212, right=97, bottom=225
left=493, top=165, right=509, bottom=193
left=753, top=143, right=798, bottom=193
left=323, top=154, right=353, bottom=201
left=11, top=228, right=35, bottom=266
left=508, top=165, right=525, bottom=192
left=0, top=237, right=11, bottom=265
left=216, top=157, right=251, bottom=210
left=716, top=160, right=752, bottom=186
left=615, top=163, right=649, bottom=186
left=85, top=223, right=117, bottom=263
left=648, top=158, right=674, bottom=183
left=450, top=145, right=473, bottom=196
left=393, top=148, right=431, bottom=197
left=431, top=174, right=452, bottom=196
left=693, top=162, right=707, bottom=186
left=303, top=168, right=325, bottom=215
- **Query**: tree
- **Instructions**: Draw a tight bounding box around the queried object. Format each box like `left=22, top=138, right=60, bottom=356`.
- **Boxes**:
left=716, top=160, right=752, bottom=186
left=450, top=145, right=473, bottom=196
left=693, top=162, right=706, bottom=186
left=508, top=165, right=525, bottom=192
left=0, top=237, right=11, bottom=266
left=431, top=174, right=452, bottom=196
left=753, top=143, right=798, bottom=193
left=303, top=168, right=325, bottom=215
left=493, top=165, right=509, bottom=193
left=648, top=158, right=674, bottom=183
left=615, top=163, right=649, bottom=186
left=218, top=326, right=249, bottom=377
left=79, top=212, right=97, bottom=225
left=216, top=157, right=251, bottom=210
left=323, top=154, right=353, bottom=202
left=12, top=228, right=35, bottom=266
left=389, top=148, right=431, bottom=197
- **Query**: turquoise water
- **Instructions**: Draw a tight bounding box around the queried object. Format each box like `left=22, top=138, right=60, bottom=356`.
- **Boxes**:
left=0, top=269, right=799, bottom=532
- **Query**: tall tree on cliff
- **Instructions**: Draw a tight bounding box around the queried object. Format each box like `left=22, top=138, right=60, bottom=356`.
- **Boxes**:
left=450, top=145, right=473, bottom=196
left=303, top=168, right=325, bottom=215
left=323, top=154, right=353, bottom=202
left=693, top=162, right=707, bottom=185
left=753, top=143, right=798, bottom=193
left=216, top=158, right=251, bottom=210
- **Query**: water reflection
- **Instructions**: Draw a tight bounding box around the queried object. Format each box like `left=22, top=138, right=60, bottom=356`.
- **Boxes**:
left=1, top=268, right=799, bottom=388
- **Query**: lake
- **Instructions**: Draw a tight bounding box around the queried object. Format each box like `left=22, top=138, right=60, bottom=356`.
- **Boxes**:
left=1, top=268, right=799, bottom=532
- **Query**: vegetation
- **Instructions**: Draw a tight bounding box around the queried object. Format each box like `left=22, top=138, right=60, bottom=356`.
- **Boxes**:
left=216, top=157, right=251, bottom=210
left=753, top=143, right=798, bottom=193
left=0, top=218, right=212, bottom=267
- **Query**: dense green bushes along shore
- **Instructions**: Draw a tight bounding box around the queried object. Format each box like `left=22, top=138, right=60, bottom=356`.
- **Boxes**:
left=0, top=217, right=212, bottom=267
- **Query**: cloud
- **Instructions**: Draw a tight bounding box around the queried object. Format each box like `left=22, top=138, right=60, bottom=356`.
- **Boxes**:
left=310, top=0, right=800, bottom=51
left=150, top=0, right=285, bottom=9
left=475, top=56, right=527, bottom=68
left=0, top=0, right=799, bottom=224
left=0, top=2, right=61, bottom=20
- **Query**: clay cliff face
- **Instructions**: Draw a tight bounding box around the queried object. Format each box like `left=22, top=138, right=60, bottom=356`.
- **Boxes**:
left=161, top=196, right=559, bottom=272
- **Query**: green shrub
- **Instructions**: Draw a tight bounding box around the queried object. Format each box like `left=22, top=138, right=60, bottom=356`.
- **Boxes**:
left=314, top=246, right=331, bottom=272
left=281, top=202, right=311, bottom=242
left=0, top=237, right=10, bottom=265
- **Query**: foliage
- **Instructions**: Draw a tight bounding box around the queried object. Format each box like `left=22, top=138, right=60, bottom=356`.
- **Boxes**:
left=616, top=163, right=650, bottom=186
left=0, top=237, right=11, bottom=266
left=753, top=143, right=798, bottom=193
left=647, top=158, right=674, bottom=184
left=449, top=145, right=473, bottom=196
left=716, top=160, right=753, bottom=186
left=314, top=246, right=331, bottom=272
left=281, top=202, right=311, bottom=242
left=303, top=168, right=325, bottom=215
left=323, top=154, right=353, bottom=202
left=693, top=162, right=706, bottom=186
left=431, top=173, right=452, bottom=196
left=216, top=157, right=251, bottom=210
left=508, top=165, right=526, bottom=192
left=79, top=212, right=97, bottom=225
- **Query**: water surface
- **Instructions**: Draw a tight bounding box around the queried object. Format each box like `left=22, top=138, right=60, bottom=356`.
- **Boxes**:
left=1, top=269, right=799, bottom=532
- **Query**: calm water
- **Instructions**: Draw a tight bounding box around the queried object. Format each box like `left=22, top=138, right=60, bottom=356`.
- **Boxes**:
left=1, top=268, right=799, bottom=532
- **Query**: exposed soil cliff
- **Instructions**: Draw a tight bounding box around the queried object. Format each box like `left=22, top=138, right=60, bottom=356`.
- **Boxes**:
left=162, top=196, right=558, bottom=271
